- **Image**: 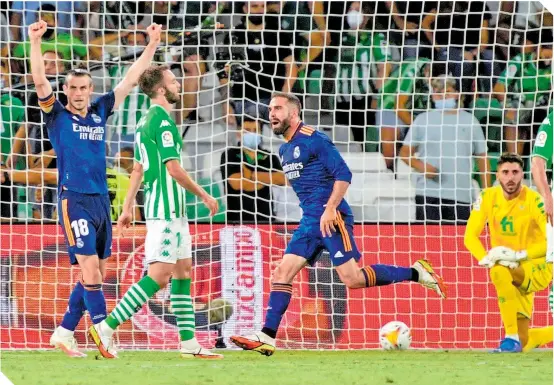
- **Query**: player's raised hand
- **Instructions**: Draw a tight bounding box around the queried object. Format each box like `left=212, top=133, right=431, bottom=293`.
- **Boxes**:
left=320, top=207, right=337, bottom=238
left=28, top=20, right=48, bottom=41
left=117, top=209, right=133, bottom=235
left=202, top=195, right=219, bottom=216
left=146, top=23, right=162, bottom=46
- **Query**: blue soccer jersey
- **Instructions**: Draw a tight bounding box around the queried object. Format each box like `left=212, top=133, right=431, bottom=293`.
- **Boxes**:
left=40, top=91, right=115, bottom=194
left=279, top=122, right=353, bottom=223
left=280, top=123, right=359, bottom=266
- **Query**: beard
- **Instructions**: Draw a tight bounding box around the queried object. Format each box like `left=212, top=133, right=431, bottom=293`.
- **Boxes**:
left=164, top=86, right=180, bottom=104
left=272, top=116, right=291, bottom=136
left=499, top=179, right=521, bottom=195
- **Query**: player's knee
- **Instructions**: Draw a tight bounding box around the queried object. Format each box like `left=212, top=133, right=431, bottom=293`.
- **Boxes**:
left=341, top=273, right=363, bottom=289
left=489, top=265, right=512, bottom=286
left=272, top=264, right=293, bottom=284
left=81, top=270, right=102, bottom=286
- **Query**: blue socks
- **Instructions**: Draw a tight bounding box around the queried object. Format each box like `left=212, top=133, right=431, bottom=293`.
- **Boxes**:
left=83, top=284, right=107, bottom=324
left=60, top=281, right=86, bottom=331
left=361, top=265, right=418, bottom=287
left=262, top=283, right=292, bottom=339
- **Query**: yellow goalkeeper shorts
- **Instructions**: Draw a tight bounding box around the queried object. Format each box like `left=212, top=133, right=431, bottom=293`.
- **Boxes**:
left=516, top=259, right=553, bottom=319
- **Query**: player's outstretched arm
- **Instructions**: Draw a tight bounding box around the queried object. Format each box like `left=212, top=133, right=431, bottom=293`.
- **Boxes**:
left=165, top=160, right=218, bottom=216
left=118, top=162, right=144, bottom=232
left=113, top=23, right=162, bottom=110
left=28, top=20, right=53, bottom=100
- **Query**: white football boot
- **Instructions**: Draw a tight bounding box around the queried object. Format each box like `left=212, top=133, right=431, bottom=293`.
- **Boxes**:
left=230, top=331, right=276, bottom=356
left=179, top=338, right=223, bottom=359
left=50, top=327, right=87, bottom=358
left=88, top=322, right=118, bottom=359
left=412, top=259, right=447, bottom=299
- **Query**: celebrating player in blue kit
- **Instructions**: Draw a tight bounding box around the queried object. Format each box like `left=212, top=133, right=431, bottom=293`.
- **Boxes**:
left=230, top=93, right=447, bottom=356
left=29, top=20, right=162, bottom=358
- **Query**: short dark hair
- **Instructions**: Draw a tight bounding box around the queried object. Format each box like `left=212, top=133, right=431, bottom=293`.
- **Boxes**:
left=271, top=92, right=302, bottom=113
left=497, top=152, right=524, bottom=169
left=65, top=68, right=92, bottom=83
left=242, top=116, right=262, bottom=132
left=139, top=65, right=170, bottom=98
left=119, top=146, right=134, bottom=155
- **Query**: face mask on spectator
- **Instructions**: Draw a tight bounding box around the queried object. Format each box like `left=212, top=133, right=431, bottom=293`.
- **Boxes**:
left=347, top=10, right=364, bottom=29
left=125, top=45, right=144, bottom=55
left=243, top=132, right=262, bottom=150
left=248, top=15, right=264, bottom=25
left=434, top=98, right=458, bottom=110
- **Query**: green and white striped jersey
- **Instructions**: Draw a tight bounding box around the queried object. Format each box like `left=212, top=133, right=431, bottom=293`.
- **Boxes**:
left=378, top=59, right=430, bottom=111
left=336, top=31, right=391, bottom=103
left=109, top=65, right=150, bottom=136
left=135, top=105, right=186, bottom=220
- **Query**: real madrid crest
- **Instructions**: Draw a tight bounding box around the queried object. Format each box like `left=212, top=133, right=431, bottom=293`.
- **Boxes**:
left=91, top=113, right=101, bottom=123
left=293, top=146, right=300, bottom=159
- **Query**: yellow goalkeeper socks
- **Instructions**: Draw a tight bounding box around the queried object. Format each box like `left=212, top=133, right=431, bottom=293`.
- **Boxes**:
left=523, top=326, right=553, bottom=352
left=489, top=265, right=519, bottom=337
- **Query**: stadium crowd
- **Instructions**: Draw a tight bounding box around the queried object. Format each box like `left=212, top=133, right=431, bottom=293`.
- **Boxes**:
left=0, top=1, right=552, bottom=223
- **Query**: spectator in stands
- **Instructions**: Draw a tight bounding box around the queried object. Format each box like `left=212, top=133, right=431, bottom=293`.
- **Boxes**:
left=386, top=1, right=436, bottom=59
left=399, top=74, right=490, bottom=223
left=0, top=64, right=25, bottom=220
left=107, top=29, right=150, bottom=156
left=276, top=1, right=331, bottom=101
left=10, top=1, right=76, bottom=42
left=220, top=117, right=285, bottom=223
left=336, top=1, right=393, bottom=143
left=494, top=1, right=552, bottom=62
left=12, top=4, right=88, bottom=74
left=224, top=1, right=297, bottom=121
left=376, top=58, right=431, bottom=170
left=422, top=1, right=498, bottom=95
left=493, top=27, right=553, bottom=156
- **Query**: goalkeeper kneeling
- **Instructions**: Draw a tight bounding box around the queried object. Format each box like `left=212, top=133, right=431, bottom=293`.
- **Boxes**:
left=464, top=153, right=553, bottom=353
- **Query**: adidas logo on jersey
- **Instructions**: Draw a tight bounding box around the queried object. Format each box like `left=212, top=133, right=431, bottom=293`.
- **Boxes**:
left=334, top=251, right=344, bottom=259
left=160, top=120, right=171, bottom=127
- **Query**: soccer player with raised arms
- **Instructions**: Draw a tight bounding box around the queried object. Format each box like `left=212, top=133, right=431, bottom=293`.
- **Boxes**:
left=89, top=65, right=222, bottom=359
left=29, top=20, right=162, bottom=358
left=465, top=153, right=553, bottom=352
left=230, top=93, right=446, bottom=356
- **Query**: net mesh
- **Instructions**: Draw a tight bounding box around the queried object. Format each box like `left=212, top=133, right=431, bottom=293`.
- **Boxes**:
left=0, top=1, right=552, bottom=350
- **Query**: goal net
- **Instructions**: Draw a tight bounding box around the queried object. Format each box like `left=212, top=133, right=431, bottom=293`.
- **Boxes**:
left=0, top=1, right=552, bottom=351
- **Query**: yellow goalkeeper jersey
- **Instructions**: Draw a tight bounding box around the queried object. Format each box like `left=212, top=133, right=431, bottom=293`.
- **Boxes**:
left=464, top=185, right=547, bottom=261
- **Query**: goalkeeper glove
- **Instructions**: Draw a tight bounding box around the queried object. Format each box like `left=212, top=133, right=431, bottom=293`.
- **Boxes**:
left=478, top=246, right=527, bottom=268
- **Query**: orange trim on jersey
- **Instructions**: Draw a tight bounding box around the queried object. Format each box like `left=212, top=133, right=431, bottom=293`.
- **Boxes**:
left=335, top=212, right=353, bottom=252
left=364, top=267, right=376, bottom=286
left=38, top=94, right=56, bottom=109
left=283, top=121, right=303, bottom=143
left=62, top=199, right=75, bottom=247
left=300, top=129, right=314, bottom=136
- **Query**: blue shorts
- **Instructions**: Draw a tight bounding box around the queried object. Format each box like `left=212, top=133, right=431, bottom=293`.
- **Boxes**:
left=58, top=190, right=112, bottom=265
left=284, top=212, right=361, bottom=266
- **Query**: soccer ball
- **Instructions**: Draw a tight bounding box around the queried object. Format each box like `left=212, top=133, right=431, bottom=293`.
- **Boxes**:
left=379, top=321, right=412, bottom=350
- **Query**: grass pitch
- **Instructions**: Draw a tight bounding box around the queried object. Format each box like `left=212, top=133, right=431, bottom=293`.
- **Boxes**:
left=1, top=350, right=552, bottom=385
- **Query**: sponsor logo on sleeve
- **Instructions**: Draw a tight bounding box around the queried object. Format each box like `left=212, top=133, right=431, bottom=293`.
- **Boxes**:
left=535, top=131, right=547, bottom=148
left=162, top=131, right=174, bottom=147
